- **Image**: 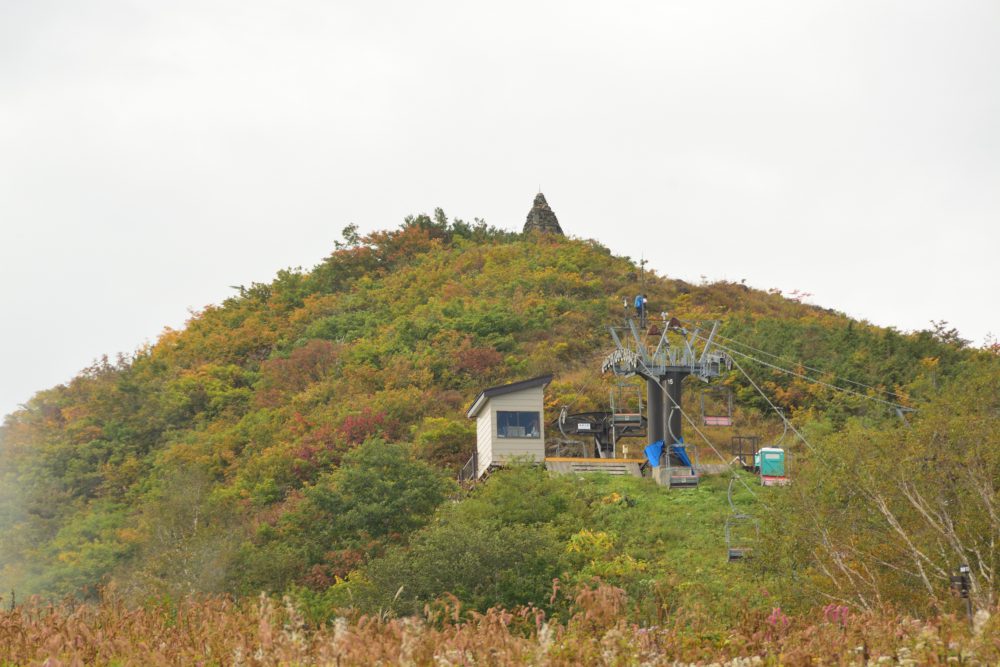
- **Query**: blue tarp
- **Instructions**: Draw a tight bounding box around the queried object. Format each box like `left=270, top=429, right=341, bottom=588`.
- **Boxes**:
left=644, top=440, right=664, bottom=467
left=670, top=442, right=692, bottom=467
left=645, top=439, right=692, bottom=468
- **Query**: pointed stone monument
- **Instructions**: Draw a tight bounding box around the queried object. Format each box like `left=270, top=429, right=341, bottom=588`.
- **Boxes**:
left=523, top=192, right=564, bottom=235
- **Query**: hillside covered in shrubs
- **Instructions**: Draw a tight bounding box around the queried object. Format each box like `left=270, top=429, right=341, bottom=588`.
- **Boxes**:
left=1, top=211, right=995, bottom=637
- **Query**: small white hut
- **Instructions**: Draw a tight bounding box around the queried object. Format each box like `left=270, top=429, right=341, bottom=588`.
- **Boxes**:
left=466, top=375, right=552, bottom=478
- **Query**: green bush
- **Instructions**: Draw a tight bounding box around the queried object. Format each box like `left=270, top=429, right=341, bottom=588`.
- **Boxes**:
left=354, top=521, right=564, bottom=615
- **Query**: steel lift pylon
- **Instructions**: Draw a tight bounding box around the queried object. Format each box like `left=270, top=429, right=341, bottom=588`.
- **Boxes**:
left=602, top=317, right=730, bottom=487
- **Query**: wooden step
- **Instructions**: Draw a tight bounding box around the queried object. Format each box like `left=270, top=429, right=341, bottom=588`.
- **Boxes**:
left=545, top=458, right=643, bottom=478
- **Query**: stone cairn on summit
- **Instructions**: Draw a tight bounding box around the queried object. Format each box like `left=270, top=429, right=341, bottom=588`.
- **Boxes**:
left=523, top=192, right=564, bottom=235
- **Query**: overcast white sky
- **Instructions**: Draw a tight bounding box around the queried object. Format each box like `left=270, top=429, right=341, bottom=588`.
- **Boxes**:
left=1, top=0, right=998, bottom=418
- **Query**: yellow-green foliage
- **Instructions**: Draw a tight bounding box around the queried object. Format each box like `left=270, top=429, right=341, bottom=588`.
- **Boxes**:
left=0, top=210, right=984, bottom=609
left=762, top=357, right=1000, bottom=615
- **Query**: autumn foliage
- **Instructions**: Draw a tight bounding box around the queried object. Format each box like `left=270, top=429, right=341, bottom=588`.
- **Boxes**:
left=0, top=210, right=995, bottom=661
left=1, top=586, right=999, bottom=665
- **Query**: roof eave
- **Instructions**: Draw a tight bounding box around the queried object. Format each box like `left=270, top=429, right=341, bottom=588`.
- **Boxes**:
left=466, top=393, right=488, bottom=419
left=465, top=374, right=554, bottom=419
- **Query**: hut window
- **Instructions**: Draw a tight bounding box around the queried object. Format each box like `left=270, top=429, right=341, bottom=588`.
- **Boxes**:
left=496, top=411, right=541, bottom=439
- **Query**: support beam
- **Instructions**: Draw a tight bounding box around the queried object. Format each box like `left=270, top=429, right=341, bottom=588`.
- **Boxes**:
left=646, top=377, right=664, bottom=444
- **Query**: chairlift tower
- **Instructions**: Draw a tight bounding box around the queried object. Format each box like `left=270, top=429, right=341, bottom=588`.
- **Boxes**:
left=602, top=317, right=729, bottom=447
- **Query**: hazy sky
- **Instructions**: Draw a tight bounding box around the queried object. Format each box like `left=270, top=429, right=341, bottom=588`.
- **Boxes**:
left=2, top=0, right=998, bottom=418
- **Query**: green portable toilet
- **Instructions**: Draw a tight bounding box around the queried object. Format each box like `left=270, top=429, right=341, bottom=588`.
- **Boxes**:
left=757, top=447, right=785, bottom=478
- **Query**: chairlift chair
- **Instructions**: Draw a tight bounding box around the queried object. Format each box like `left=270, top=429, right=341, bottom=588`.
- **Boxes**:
left=610, top=381, right=645, bottom=428
left=667, top=459, right=700, bottom=488
left=701, top=386, right=734, bottom=427
left=665, top=413, right=700, bottom=488
left=730, top=435, right=760, bottom=471
left=725, top=513, right=760, bottom=561
left=725, top=477, right=759, bottom=561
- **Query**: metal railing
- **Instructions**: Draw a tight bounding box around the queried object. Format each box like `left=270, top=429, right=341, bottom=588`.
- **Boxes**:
left=457, top=451, right=478, bottom=483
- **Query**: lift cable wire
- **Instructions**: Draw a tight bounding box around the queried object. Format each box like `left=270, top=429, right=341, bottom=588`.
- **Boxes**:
left=631, top=318, right=831, bottom=473
left=709, top=337, right=908, bottom=411
left=653, top=319, right=842, bottom=465
left=671, top=317, right=906, bottom=399
left=670, top=316, right=909, bottom=408
left=725, top=352, right=835, bottom=474
left=707, top=330, right=907, bottom=402
left=716, top=337, right=909, bottom=409
left=681, top=326, right=911, bottom=412
left=666, top=321, right=903, bottom=481
left=723, top=351, right=872, bottom=571
left=727, top=476, right=743, bottom=513
left=664, top=383, right=765, bottom=505
left=627, top=316, right=866, bottom=550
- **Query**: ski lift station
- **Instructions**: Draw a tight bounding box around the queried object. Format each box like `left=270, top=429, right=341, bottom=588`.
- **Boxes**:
left=459, top=192, right=916, bottom=559
left=460, top=309, right=792, bottom=491
left=464, top=374, right=648, bottom=481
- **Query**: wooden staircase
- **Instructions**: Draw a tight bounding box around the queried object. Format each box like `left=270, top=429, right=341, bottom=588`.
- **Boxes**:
left=544, top=457, right=644, bottom=477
